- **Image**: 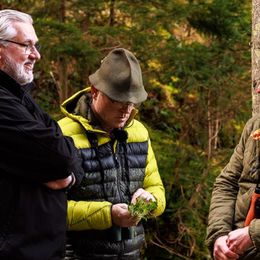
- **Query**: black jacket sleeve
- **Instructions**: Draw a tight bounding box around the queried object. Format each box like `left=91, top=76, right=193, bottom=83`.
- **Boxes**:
left=0, top=93, right=84, bottom=184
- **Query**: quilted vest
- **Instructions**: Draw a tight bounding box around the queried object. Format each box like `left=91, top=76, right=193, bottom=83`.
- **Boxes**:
left=68, top=130, right=148, bottom=258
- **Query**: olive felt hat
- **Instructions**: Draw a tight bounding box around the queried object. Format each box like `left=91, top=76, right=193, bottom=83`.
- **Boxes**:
left=89, top=48, right=148, bottom=104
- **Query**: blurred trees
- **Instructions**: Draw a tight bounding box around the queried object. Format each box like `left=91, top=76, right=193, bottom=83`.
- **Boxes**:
left=0, top=0, right=252, bottom=258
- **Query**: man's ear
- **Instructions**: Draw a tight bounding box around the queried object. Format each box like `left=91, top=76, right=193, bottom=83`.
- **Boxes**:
left=91, top=86, right=99, bottom=100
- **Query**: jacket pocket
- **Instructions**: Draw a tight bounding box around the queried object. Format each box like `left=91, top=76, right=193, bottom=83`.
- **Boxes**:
left=235, top=187, right=255, bottom=226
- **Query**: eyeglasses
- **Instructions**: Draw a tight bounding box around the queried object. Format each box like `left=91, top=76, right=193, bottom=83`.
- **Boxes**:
left=103, top=93, right=139, bottom=109
left=1, top=39, right=40, bottom=54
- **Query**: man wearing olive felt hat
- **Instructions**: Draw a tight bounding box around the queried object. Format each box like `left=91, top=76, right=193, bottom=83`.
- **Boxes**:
left=89, top=48, right=148, bottom=104
left=59, top=48, right=165, bottom=259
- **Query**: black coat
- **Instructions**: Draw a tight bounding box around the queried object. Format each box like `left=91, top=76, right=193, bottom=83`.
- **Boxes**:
left=0, top=70, right=83, bottom=259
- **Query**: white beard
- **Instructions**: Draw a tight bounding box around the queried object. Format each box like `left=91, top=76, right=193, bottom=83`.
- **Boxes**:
left=2, top=55, right=34, bottom=85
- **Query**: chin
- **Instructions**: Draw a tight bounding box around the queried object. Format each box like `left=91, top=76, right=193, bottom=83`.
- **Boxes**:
left=21, top=74, right=34, bottom=84
left=14, top=69, right=34, bottom=85
left=118, top=123, right=126, bottom=128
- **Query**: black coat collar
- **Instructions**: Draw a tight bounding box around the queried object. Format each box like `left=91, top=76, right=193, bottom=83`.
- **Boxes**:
left=0, top=69, right=34, bottom=99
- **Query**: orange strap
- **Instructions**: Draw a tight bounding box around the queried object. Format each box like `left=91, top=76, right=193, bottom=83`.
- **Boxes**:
left=244, top=192, right=260, bottom=226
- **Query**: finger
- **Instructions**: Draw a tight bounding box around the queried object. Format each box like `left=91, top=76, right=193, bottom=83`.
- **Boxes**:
left=228, top=244, right=237, bottom=252
left=119, top=203, right=128, bottom=210
left=215, top=251, right=238, bottom=260
left=214, top=251, right=228, bottom=260
left=131, top=189, right=144, bottom=203
left=214, top=241, right=239, bottom=260
left=224, top=249, right=239, bottom=259
left=129, top=216, right=140, bottom=226
left=226, top=237, right=230, bottom=247
left=141, top=193, right=156, bottom=202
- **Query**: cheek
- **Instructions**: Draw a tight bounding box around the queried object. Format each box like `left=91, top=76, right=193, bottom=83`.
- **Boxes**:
left=104, top=110, right=117, bottom=122
left=0, top=57, right=3, bottom=69
left=16, top=56, right=26, bottom=65
left=4, top=54, right=24, bottom=69
left=96, top=102, right=113, bottom=120
left=103, top=109, right=118, bottom=123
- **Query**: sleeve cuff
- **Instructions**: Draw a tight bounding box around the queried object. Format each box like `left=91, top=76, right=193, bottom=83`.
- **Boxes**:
left=249, top=219, right=260, bottom=249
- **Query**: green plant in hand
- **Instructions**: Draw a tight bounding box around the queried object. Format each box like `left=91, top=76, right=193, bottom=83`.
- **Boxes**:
left=128, top=198, right=157, bottom=220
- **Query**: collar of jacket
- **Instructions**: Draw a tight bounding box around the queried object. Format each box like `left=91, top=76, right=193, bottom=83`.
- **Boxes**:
left=0, top=69, right=34, bottom=99
left=61, top=87, right=138, bottom=132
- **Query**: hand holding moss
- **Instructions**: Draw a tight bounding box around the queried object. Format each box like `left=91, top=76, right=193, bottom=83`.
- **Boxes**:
left=112, top=203, right=139, bottom=227
left=129, top=188, right=157, bottom=220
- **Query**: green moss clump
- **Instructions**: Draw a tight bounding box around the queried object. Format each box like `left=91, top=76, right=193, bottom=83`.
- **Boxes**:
left=128, top=198, right=157, bottom=220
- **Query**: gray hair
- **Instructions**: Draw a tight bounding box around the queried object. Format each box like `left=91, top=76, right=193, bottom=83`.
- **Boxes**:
left=0, top=9, right=33, bottom=44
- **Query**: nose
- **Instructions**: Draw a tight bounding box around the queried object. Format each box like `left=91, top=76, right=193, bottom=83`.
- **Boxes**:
left=29, top=47, right=41, bottom=60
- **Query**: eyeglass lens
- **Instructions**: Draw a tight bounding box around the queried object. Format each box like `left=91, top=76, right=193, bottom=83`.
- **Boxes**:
left=25, top=42, right=40, bottom=54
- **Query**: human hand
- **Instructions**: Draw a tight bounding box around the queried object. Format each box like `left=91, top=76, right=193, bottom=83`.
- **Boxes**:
left=131, top=188, right=156, bottom=204
left=44, top=175, right=73, bottom=190
left=213, top=235, right=239, bottom=260
left=227, top=226, right=253, bottom=255
left=111, top=203, right=139, bottom=227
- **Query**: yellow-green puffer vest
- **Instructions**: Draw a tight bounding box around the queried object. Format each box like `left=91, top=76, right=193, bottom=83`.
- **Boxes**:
left=58, top=87, right=166, bottom=259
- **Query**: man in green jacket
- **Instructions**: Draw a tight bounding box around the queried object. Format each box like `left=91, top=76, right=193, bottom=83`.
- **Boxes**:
left=206, top=117, right=260, bottom=259
left=59, top=48, right=166, bottom=259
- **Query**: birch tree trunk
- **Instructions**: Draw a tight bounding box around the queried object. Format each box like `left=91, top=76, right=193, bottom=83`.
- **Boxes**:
left=252, top=0, right=260, bottom=115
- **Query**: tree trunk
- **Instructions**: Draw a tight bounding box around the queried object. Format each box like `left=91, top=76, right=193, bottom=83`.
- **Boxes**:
left=207, top=93, right=212, bottom=160
left=57, top=0, right=68, bottom=103
left=81, top=12, right=90, bottom=33
left=252, top=0, right=260, bottom=115
left=109, top=0, right=116, bottom=26
left=207, top=90, right=220, bottom=159
left=57, top=57, right=68, bottom=103
left=60, top=0, right=65, bottom=23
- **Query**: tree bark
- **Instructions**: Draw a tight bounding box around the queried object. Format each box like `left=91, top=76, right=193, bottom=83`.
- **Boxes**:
left=109, top=0, right=116, bottom=26
left=57, top=0, right=68, bottom=103
left=60, top=0, right=65, bottom=23
left=57, top=57, right=68, bottom=103
left=252, top=0, right=260, bottom=115
left=207, top=90, right=212, bottom=160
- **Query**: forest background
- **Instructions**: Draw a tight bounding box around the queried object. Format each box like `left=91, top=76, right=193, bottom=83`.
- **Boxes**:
left=0, top=0, right=252, bottom=259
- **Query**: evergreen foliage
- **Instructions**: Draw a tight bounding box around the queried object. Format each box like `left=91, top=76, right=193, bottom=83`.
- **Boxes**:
left=0, top=0, right=252, bottom=258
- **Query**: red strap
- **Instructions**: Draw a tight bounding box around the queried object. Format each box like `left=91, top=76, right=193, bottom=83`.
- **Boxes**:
left=244, top=192, right=260, bottom=226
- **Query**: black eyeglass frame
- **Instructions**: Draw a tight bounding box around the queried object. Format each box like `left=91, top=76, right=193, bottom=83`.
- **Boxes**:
left=0, top=39, right=41, bottom=54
